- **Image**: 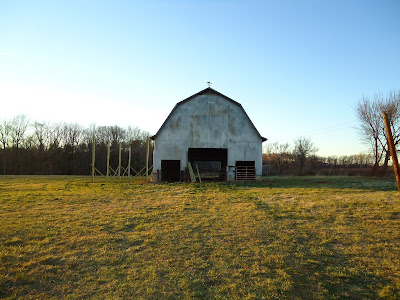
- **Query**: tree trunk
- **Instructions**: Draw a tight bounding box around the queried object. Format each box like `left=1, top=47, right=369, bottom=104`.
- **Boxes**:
left=371, top=139, right=380, bottom=176
left=298, top=158, right=305, bottom=176
left=381, top=150, right=390, bottom=176
left=2, top=146, right=6, bottom=175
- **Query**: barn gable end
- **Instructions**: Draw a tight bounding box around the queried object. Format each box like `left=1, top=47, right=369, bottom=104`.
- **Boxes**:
left=151, top=88, right=266, bottom=181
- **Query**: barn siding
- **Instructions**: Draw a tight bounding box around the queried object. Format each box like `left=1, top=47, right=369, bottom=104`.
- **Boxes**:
left=153, top=91, right=265, bottom=179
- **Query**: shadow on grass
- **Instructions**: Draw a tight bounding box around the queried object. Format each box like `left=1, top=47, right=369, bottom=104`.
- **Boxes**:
left=250, top=200, right=394, bottom=298
left=229, top=176, right=398, bottom=192
left=284, top=237, right=391, bottom=298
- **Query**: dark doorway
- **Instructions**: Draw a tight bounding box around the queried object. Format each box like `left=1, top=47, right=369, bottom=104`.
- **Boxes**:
left=236, top=161, right=255, bottom=167
left=235, top=161, right=256, bottom=181
left=161, top=160, right=181, bottom=182
left=188, top=148, right=227, bottom=180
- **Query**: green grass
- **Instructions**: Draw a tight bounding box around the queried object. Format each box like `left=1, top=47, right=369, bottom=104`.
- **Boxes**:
left=1, top=176, right=399, bottom=299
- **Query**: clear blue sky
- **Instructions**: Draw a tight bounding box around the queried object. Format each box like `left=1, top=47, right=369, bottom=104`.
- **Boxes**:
left=1, top=0, right=399, bottom=157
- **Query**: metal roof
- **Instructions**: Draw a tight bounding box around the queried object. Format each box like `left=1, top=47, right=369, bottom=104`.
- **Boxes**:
left=151, top=87, right=267, bottom=142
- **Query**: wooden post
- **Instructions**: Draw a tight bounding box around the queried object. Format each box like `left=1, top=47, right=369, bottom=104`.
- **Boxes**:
left=128, top=146, right=131, bottom=177
left=91, top=135, right=95, bottom=183
left=146, top=137, right=150, bottom=182
left=106, top=142, right=111, bottom=179
left=118, top=143, right=122, bottom=179
left=196, top=164, right=202, bottom=183
left=188, top=162, right=196, bottom=183
left=382, top=111, right=400, bottom=192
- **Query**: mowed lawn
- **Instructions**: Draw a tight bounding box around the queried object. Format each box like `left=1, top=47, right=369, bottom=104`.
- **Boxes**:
left=1, top=176, right=399, bottom=299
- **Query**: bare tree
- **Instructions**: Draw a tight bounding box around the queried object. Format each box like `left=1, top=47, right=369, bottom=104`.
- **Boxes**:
left=356, top=97, right=384, bottom=174
left=378, top=91, right=400, bottom=173
left=21, top=134, right=35, bottom=150
left=9, top=115, right=29, bottom=149
left=126, top=126, right=150, bottom=142
left=5, top=115, right=30, bottom=174
left=32, top=122, right=52, bottom=151
left=326, top=155, right=338, bottom=166
left=92, top=125, right=127, bottom=145
left=264, top=142, right=291, bottom=174
left=293, top=137, right=318, bottom=175
left=64, top=123, right=83, bottom=148
left=0, top=118, right=12, bottom=174
left=0, top=115, right=155, bottom=175
left=109, top=125, right=126, bottom=144
left=0, top=119, right=11, bottom=149
left=62, top=123, right=84, bottom=174
left=355, top=91, right=400, bottom=175
left=48, top=123, right=65, bottom=148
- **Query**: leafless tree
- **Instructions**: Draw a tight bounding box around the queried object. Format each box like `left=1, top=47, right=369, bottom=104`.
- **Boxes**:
left=0, top=118, right=12, bottom=174
left=356, top=97, right=384, bottom=174
left=9, top=115, right=29, bottom=149
left=7, top=115, right=29, bottom=174
left=49, top=123, right=65, bottom=148
left=109, top=125, right=126, bottom=144
left=378, top=91, right=400, bottom=172
left=62, top=123, right=84, bottom=174
left=0, top=115, right=154, bottom=175
left=357, top=153, right=373, bottom=166
left=92, top=125, right=127, bottom=145
left=126, top=126, right=150, bottom=142
left=63, top=123, right=83, bottom=148
left=293, top=137, right=318, bottom=175
left=326, top=155, right=338, bottom=166
left=21, top=134, right=35, bottom=150
left=355, top=91, right=400, bottom=175
left=33, top=122, right=51, bottom=150
left=264, top=142, right=291, bottom=174
left=0, top=119, right=11, bottom=149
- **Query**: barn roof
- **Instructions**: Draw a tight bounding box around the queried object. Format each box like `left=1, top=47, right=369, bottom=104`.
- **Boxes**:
left=151, top=87, right=267, bottom=142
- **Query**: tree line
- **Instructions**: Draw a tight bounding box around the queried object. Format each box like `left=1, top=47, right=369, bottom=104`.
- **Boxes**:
left=265, top=90, right=400, bottom=177
left=262, top=138, right=374, bottom=176
left=0, top=115, right=152, bottom=175
left=2, top=89, right=399, bottom=178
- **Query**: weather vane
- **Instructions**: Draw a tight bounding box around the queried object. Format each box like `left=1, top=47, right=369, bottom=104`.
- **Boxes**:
left=207, top=81, right=212, bottom=87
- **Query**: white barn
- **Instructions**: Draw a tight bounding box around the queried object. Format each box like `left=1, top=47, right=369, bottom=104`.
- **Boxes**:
left=151, top=87, right=267, bottom=181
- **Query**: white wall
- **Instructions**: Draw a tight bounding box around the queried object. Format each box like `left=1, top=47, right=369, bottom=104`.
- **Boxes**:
left=153, top=93, right=264, bottom=177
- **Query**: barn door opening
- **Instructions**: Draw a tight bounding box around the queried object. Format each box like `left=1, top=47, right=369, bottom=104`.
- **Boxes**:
left=188, top=148, right=227, bottom=180
left=235, top=161, right=256, bottom=181
left=161, top=160, right=181, bottom=182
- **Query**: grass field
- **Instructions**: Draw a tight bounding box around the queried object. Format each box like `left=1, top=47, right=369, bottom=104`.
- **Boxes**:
left=1, top=176, right=400, bottom=299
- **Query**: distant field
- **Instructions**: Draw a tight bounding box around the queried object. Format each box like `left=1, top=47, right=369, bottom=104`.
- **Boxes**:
left=1, top=176, right=399, bottom=299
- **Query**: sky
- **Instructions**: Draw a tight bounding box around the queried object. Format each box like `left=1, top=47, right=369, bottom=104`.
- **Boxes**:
left=1, top=0, right=399, bottom=157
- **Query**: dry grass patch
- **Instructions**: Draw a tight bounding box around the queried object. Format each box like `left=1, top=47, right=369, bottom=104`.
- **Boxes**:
left=0, top=176, right=399, bottom=299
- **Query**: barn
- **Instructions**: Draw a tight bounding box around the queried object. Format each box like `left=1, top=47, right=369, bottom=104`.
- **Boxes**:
left=151, top=87, right=267, bottom=182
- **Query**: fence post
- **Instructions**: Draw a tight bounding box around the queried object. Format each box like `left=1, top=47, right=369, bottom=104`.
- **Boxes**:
left=91, top=135, right=95, bottom=183
left=146, top=137, right=150, bottom=182
left=106, top=142, right=110, bottom=179
left=128, top=146, right=131, bottom=177
left=383, top=111, right=400, bottom=192
left=118, top=143, right=122, bottom=179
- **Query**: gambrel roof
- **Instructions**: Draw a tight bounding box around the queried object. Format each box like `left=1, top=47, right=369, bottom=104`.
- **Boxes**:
left=151, top=87, right=267, bottom=142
